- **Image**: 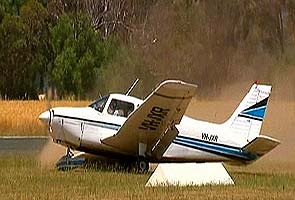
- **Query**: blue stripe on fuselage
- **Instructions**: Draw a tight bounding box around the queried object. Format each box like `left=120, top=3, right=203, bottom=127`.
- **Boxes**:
left=173, top=135, right=257, bottom=161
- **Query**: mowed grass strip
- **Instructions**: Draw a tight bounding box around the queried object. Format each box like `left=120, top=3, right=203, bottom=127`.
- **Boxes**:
left=0, top=155, right=294, bottom=200
left=0, top=100, right=89, bottom=136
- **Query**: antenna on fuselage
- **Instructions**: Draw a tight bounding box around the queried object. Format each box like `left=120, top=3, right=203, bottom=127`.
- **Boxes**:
left=125, top=78, right=139, bottom=96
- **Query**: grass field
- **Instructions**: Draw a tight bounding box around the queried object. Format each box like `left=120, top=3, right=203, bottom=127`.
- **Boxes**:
left=0, top=154, right=294, bottom=200
left=0, top=99, right=294, bottom=199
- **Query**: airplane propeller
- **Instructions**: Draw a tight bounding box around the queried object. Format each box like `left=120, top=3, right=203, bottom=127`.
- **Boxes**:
left=39, top=89, right=53, bottom=133
left=46, top=90, right=53, bottom=132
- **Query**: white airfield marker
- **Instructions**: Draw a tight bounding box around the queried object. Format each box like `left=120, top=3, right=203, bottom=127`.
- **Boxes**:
left=146, top=163, right=234, bottom=186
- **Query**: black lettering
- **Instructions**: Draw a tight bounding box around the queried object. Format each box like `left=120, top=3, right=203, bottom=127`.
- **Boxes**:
left=145, top=119, right=160, bottom=127
left=139, top=119, right=160, bottom=130
left=151, top=106, right=163, bottom=113
left=138, top=106, right=170, bottom=131
left=147, top=113, right=162, bottom=121
left=151, top=106, right=170, bottom=119
left=202, top=133, right=209, bottom=140
left=214, top=135, right=218, bottom=142
left=209, top=135, right=214, bottom=141
left=202, top=133, right=218, bottom=142
left=139, top=126, right=148, bottom=130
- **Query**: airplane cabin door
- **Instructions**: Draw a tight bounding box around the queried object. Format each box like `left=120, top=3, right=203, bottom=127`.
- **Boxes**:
left=80, top=121, right=85, bottom=146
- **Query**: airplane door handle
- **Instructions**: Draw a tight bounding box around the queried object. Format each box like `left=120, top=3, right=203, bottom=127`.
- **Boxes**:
left=81, top=122, right=85, bottom=134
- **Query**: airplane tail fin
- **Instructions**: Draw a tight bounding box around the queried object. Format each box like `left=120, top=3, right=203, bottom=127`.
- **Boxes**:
left=223, top=82, right=272, bottom=144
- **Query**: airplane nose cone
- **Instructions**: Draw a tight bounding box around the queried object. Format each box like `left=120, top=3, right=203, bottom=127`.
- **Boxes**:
left=39, top=111, right=50, bottom=123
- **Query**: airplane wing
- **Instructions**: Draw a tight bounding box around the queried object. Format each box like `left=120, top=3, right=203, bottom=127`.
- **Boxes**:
left=102, top=80, right=197, bottom=157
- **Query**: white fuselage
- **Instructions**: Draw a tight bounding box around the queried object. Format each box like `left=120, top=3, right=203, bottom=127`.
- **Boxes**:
left=47, top=95, right=252, bottom=164
left=39, top=82, right=279, bottom=167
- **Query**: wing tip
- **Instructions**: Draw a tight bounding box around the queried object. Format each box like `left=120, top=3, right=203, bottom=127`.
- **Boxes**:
left=160, top=79, right=198, bottom=88
left=155, top=80, right=197, bottom=98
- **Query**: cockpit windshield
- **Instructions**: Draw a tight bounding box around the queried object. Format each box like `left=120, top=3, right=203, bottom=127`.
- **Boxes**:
left=89, top=95, right=109, bottom=112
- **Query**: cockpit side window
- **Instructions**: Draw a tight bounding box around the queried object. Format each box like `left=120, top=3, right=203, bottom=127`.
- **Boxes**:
left=107, top=99, right=134, bottom=118
left=89, top=96, right=108, bottom=112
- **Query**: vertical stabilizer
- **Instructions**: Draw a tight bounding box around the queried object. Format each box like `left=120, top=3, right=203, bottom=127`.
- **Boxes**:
left=223, top=82, right=272, bottom=143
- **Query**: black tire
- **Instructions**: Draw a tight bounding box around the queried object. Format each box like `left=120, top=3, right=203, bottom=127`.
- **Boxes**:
left=136, top=158, right=149, bottom=173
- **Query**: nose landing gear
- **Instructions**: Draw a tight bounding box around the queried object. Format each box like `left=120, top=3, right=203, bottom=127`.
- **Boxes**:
left=56, top=147, right=85, bottom=171
left=66, top=147, right=73, bottom=157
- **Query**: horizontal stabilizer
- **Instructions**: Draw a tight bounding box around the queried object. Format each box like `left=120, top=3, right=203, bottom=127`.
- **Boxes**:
left=242, top=135, right=280, bottom=157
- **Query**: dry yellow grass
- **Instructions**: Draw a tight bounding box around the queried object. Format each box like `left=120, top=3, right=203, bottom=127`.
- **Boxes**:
left=0, top=100, right=90, bottom=136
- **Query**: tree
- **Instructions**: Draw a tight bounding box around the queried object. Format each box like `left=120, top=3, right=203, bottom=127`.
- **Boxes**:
left=0, top=15, right=27, bottom=99
left=0, top=0, right=49, bottom=99
left=50, top=13, right=104, bottom=98
left=1, top=0, right=28, bottom=15
left=20, top=0, right=51, bottom=97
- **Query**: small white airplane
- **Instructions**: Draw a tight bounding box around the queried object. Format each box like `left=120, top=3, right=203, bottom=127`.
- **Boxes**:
left=39, top=80, right=280, bottom=172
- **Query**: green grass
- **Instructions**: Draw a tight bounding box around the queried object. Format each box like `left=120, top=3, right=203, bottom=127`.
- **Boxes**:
left=0, top=155, right=294, bottom=200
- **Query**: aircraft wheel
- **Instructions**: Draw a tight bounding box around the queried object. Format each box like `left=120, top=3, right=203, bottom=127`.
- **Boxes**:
left=136, top=158, right=149, bottom=173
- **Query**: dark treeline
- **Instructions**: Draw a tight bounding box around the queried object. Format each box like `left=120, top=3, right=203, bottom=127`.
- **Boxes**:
left=0, top=0, right=295, bottom=99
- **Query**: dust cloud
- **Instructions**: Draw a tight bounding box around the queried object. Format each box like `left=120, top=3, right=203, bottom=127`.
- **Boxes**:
left=37, top=139, right=66, bottom=169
